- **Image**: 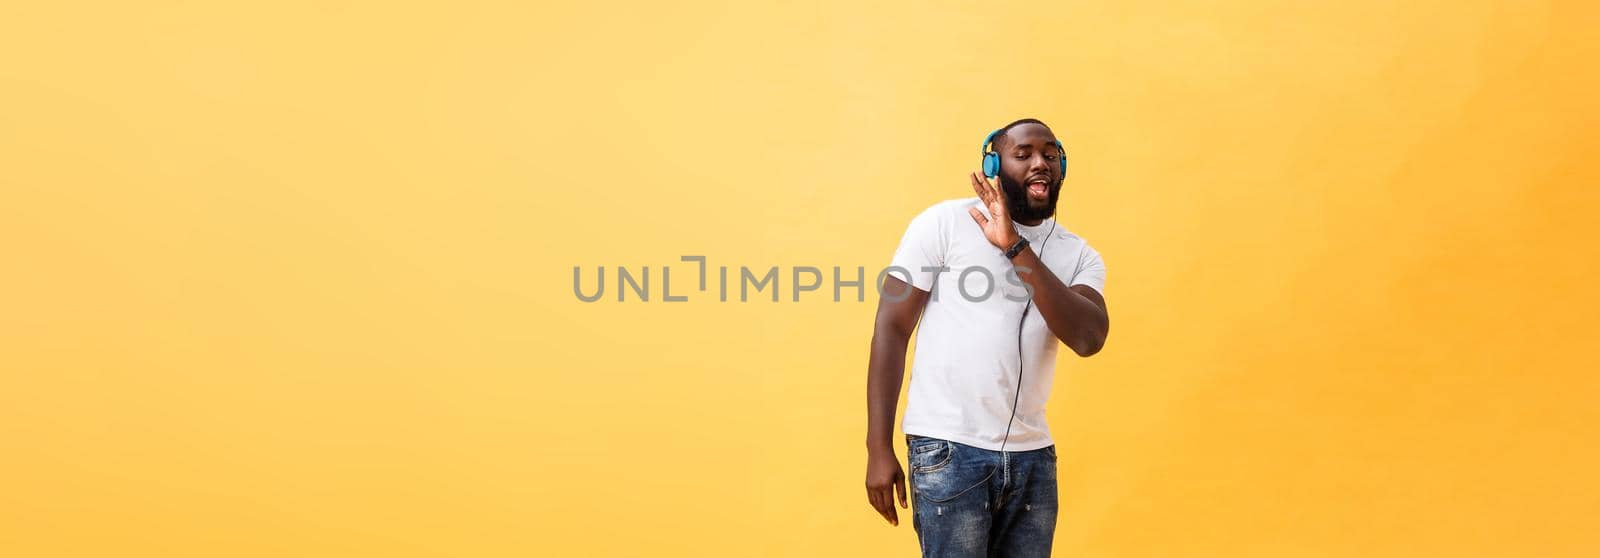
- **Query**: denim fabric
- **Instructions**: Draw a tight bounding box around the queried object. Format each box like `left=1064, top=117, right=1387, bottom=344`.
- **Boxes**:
left=906, top=435, right=1058, bottom=558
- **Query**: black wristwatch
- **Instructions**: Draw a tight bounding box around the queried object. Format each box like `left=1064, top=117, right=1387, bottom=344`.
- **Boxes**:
left=1003, top=237, right=1031, bottom=259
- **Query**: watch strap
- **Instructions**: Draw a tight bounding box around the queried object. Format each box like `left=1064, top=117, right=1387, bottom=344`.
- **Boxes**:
left=1004, top=237, right=1031, bottom=259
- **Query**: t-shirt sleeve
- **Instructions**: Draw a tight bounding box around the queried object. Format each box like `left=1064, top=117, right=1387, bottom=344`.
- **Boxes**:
left=887, top=204, right=949, bottom=292
left=1069, top=244, right=1107, bottom=295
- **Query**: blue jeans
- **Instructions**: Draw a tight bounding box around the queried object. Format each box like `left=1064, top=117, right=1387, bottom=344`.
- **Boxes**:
left=906, top=435, right=1059, bottom=558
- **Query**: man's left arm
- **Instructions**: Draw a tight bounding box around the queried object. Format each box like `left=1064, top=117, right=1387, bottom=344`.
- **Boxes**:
left=1009, top=249, right=1108, bottom=357
left=966, top=171, right=1109, bottom=357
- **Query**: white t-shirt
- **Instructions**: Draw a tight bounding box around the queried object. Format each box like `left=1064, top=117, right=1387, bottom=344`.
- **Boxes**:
left=889, top=197, right=1106, bottom=452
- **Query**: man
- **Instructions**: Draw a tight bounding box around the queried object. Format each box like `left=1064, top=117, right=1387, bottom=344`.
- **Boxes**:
left=864, top=118, right=1110, bottom=557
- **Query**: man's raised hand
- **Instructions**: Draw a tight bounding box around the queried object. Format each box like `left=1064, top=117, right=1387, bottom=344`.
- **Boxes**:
left=967, top=172, right=1021, bottom=250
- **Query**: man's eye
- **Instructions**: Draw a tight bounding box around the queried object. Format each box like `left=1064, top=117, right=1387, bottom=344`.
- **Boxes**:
left=1045, top=154, right=1057, bottom=160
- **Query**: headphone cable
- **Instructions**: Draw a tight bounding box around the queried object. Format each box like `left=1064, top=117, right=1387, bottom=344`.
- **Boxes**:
left=998, top=219, right=1057, bottom=454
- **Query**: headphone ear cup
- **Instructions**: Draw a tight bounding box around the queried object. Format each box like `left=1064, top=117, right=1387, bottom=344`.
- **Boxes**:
left=1057, top=141, right=1068, bottom=178
left=983, top=152, right=999, bottom=178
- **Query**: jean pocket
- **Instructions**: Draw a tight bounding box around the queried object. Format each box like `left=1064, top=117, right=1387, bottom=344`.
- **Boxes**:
left=910, top=442, right=992, bottom=504
left=908, top=439, right=952, bottom=473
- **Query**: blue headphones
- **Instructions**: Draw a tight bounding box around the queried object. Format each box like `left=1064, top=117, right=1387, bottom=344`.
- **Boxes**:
left=981, top=128, right=1067, bottom=179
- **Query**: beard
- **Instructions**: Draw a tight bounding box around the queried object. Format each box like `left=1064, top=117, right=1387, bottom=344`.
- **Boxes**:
left=997, top=173, right=1062, bottom=223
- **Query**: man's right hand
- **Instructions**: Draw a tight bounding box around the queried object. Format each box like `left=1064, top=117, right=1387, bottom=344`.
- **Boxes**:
left=865, top=449, right=909, bottom=526
left=864, top=275, right=926, bottom=527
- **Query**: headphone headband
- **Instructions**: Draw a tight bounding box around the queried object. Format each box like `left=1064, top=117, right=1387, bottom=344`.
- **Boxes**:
left=981, top=129, right=1005, bottom=152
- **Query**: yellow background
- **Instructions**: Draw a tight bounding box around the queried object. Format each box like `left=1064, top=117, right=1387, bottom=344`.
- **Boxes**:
left=4, top=1, right=1598, bottom=556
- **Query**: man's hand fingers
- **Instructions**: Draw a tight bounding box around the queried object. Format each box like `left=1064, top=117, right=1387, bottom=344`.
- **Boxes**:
left=970, top=172, right=991, bottom=202
left=870, top=487, right=898, bottom=525
left=896, top=476, right=909, bottom=509
left=973, top=173, right=1010, bottom=219
left=880, top=486, right=899, bottom=526
left=976, top=172, right=1000, bottom=195
left=968, top=206, right=989, bottom=226
left=869, top=487, right=889, bottom=522
left=866, top=457, right=904, bottom=526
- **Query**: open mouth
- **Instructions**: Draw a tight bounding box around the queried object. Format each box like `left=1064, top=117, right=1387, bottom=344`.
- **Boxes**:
left=1026, top=176, right=1051, bottom=199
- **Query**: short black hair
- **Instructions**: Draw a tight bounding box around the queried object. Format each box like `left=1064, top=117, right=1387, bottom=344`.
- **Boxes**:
left=995, top=118, right=1052, bottom=148
left=1000, top=118, right=1049, bottom=132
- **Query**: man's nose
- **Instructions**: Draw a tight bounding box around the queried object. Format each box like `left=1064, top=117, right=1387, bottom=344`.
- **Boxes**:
left=1028, top=154, right=1052, bottom=175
